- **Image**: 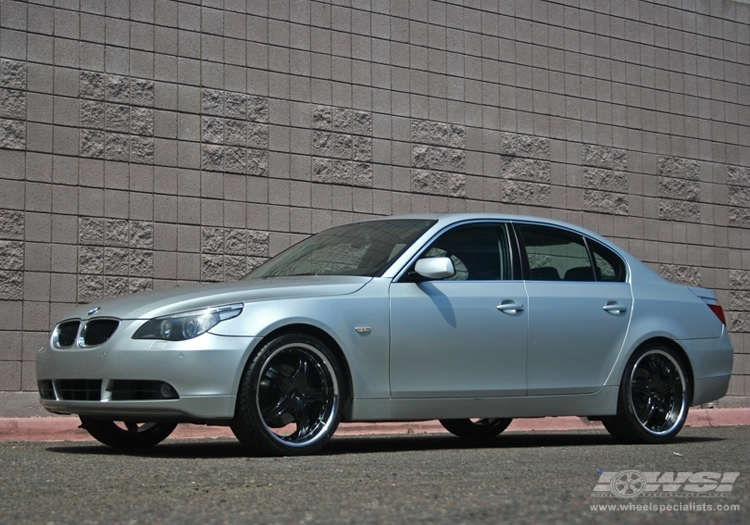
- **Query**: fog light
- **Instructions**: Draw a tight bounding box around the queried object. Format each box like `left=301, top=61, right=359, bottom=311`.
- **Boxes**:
left=160, top=382, right=174, bottom=399
left=38, top=380, right=54, bottom=399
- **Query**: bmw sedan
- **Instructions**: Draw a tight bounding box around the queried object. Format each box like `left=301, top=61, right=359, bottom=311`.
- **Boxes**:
left=36, top=214, right=733, bottom=455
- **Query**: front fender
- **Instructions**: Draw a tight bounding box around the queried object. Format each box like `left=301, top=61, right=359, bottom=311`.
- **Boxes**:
left=218, top=279, right=393, bottom=400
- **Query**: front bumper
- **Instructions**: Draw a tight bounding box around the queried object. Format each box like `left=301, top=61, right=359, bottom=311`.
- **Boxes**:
left=36, top=331, right=261, bottom=421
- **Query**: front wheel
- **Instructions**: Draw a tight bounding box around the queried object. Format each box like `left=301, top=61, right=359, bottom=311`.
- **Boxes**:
left=231, top=333, right=343, bottom=456
left=79, top=417, right=177, bottom=449
left=439, top=418, right=512, bottom=439
left=602, top=344, right=691, bottom=444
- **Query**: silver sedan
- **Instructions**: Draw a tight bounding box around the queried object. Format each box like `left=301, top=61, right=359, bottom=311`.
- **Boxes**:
left=36, top=214, right=733, bottom=455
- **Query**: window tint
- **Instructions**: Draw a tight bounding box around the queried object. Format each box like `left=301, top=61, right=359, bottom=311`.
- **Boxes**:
left=589, top=239, right=627, bottom=282
left=420, top=224, right=511, bottom=281
left=517, top=224, right=593, bottom=281
left=516, top=224, right=626, bottom=282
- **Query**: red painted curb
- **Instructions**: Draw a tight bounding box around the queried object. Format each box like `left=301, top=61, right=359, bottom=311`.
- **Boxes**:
left=1, top=408, right=748, bottom=443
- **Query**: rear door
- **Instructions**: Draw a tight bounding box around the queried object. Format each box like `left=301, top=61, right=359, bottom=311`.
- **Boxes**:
left=515, top=223, right=632, bottom=395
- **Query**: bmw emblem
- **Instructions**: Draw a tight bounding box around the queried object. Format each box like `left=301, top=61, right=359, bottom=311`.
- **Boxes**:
left=87, top=307, right=101, bottom=316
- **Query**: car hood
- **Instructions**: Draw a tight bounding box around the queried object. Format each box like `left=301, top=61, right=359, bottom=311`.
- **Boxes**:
left=58, top=276, right=372, bottom=322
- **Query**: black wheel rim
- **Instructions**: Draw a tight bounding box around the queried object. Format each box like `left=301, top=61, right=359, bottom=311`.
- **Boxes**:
left=116, top=422, right=160, bottom=434
left=256, top=342, right=338, bottom=448
left=470, top=418, right=505, bottom=428
left=628, top=350, right=687, bottom=435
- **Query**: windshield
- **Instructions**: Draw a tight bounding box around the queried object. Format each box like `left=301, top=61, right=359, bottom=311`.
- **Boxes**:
left=244, top=219, right=436, bottom=279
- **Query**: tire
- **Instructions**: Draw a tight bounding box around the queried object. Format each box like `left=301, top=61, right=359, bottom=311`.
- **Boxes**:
left=439, top=418, right=512, bottom=439
left=79, top=417, right=177, bottom=449
left=602, top=343, right=691, bottom=444
left=231, top=333, right=343, bottom=456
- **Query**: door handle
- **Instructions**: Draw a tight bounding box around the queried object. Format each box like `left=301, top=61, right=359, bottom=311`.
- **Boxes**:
left=603, top=302, right=627, bottom=314
left=497, top=301, right=524, bottom=314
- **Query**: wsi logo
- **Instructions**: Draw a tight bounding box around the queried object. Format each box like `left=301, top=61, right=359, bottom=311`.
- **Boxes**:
left=592, top=470, right=740, bottom=498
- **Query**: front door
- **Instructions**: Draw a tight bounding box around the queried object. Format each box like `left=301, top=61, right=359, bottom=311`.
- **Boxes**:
left=389, top=223, right=528, bottom=398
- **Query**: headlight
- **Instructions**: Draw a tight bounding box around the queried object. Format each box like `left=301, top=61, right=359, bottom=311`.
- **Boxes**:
left=133, top=304, right=243, bottom=341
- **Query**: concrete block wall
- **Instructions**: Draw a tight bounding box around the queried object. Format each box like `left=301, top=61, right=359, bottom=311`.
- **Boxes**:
left=0, top=0, right=749, bottom=413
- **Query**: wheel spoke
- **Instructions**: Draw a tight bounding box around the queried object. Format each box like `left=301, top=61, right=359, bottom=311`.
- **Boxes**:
left=635, top=397, right=656, bottom=425
left=288, top=355, right=309, bottom=389
left=643, top=406, right=665, bottom=428
left=260, top=393, right=291, bottom=425
left=655, top=375, right=682, bottom=396
left=288, top=356, right=328, bottom=401
left=288, top=395, right=311, bottom=437
left=264, top=363, right=294, bottom=394
left=259, top=365, right=297, bottom=427
left=644, top=356, right=664, bottom=376
left=301, top=383, right=328, bottom=403
left=631, top=376, right=650, bottom=397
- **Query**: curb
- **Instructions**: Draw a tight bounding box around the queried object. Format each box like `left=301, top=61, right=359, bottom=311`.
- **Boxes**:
left=0, top=408, right=748, bottom=443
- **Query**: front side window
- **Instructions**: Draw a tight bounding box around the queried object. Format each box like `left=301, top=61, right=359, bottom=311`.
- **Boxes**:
left=244, top=219, right=436, bottom=279
left=516, top=223, right=626, bottom=282
left=418, top=224, right=512, bottom=281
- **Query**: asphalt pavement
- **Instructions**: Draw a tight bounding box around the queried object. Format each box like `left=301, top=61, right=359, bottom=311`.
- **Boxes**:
left=0, top=426, right=748, bottom=525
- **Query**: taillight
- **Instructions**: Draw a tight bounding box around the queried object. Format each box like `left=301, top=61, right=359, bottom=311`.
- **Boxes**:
left=707, top=303, right=726, bottom=326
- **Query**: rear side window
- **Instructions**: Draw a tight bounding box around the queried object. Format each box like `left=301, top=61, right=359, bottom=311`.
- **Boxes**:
left=589, top=239, right=627, bottom=282
left=515, top=224, right=626, bottom=282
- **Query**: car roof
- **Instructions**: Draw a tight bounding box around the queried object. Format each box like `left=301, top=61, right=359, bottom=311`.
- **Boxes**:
left=362, top=212, right=608, bottom=244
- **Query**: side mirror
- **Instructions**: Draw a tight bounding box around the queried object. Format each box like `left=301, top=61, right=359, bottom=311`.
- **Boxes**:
left=414, top=257, right=455, bottom=280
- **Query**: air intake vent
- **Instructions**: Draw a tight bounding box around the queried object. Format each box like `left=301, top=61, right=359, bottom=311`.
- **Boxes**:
left=56, top=379, right=102, bottom=401
left=111, top=380, right=179, bottom=400
left=81, top=319, right=119, bottom=346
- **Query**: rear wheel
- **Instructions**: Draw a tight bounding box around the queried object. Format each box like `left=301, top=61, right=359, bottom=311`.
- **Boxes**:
left=80, top=417, right=177, bottom=449
left=439, top=418, right=512, bottom=439
left=602, top=343, right=691, bottom=444
left=231, top=333, right=343, bottom=456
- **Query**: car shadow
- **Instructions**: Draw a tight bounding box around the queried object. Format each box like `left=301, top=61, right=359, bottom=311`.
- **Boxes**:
left=45, top=430, right=722, bottom=459
left=327, top=431, right=719, bottom=455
